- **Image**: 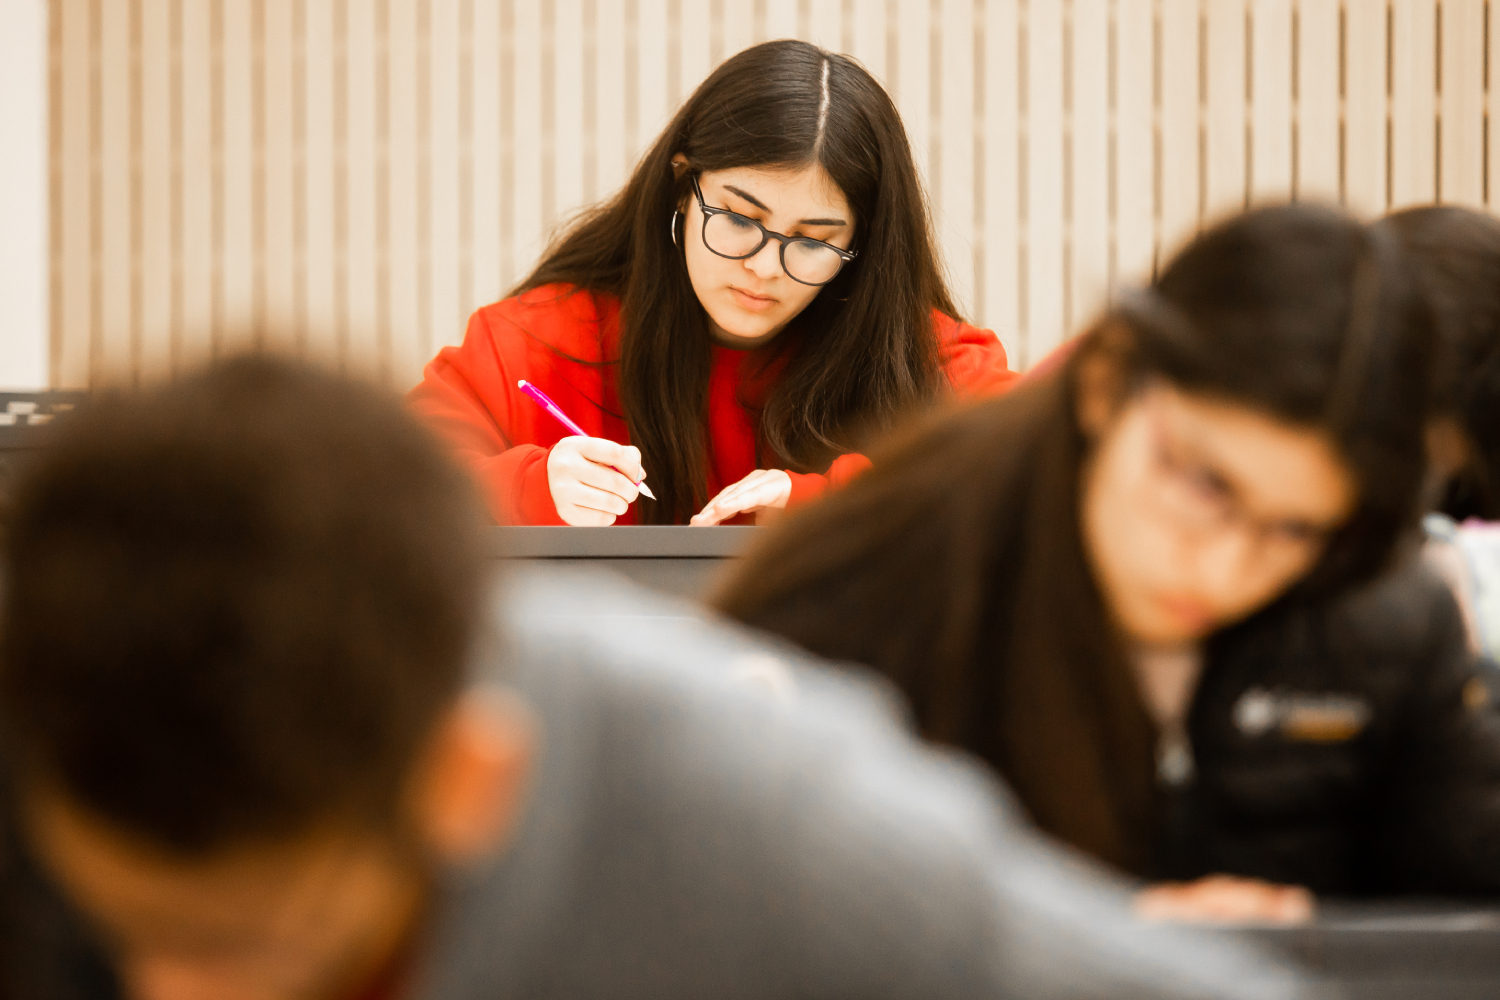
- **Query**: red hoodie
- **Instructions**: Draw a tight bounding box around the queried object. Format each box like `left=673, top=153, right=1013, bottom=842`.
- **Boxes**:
left=409, top=283, right=1019, bottom=525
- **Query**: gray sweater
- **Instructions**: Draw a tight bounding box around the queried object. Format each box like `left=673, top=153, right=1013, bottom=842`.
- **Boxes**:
left=412, top=568, right=1314, bottom=1000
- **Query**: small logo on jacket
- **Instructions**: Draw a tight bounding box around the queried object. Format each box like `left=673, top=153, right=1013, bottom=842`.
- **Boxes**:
left=1232, top=687, right=1372, bottom=742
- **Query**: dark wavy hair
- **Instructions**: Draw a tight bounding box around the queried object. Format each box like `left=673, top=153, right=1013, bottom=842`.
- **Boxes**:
left=517, top=40, right=955, bottom=523
left=1386, top=204, right=1500, bottom=519
left=717, top=205, right=1436, bottom=873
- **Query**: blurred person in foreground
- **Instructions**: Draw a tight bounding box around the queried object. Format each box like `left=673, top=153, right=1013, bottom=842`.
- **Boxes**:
left=719, top=205, right=1500, bottom=923
left=0, top=355, right=1309, bottom=1000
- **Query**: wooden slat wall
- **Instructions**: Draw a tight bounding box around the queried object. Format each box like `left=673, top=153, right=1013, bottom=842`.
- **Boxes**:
left=49, top=0, right=1500, bottom=388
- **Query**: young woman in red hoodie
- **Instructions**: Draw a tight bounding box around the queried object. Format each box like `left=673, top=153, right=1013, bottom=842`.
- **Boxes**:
left=410, top=40, right=1016, bottom=526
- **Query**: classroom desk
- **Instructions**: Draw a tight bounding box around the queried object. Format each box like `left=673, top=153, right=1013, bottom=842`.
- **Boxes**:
left=1238, top=903, right=1500, bottom=998
left=494, top=525, right=759, bottom=599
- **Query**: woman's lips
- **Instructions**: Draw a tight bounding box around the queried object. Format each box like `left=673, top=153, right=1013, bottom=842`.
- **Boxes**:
left=1154, top=593, right=1215, bottom=631
left=730, top=287, right=778, bottom=312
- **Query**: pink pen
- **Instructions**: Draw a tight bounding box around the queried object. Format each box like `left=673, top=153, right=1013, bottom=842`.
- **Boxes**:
left=517, top=379, right=657, bottom=501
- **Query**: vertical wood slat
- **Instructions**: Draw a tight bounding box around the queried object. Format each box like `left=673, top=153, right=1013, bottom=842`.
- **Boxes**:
left=1025, top=0, right=1065, bottom=364
left=138, top=0, right=174, bottom=381
left=1342, top=0, right=1386, bottom=217
left=1158, top=0, right=1199, bottom=260
left=1390, top=0, right=1438, bottom=207
left=219, top=0, right=255, bottom=353
left=1249, top=0, right=1293, bottom=203
left=1070, top=0, right=1110, bottom=331
left=981, top=0, right=1021, bottom=361
left=427, top=0, right=464, bottom=364
left=937, top=0, right=976, bottom=318
left=98, top=0, right=131, bottom=381
left=177, top=0, right=215, bottom=371
left=385, top=0, right=424, bottom=386
left=1203, top=0, right=1246, bottom=221
left=55, top=0, right=92, bottom=387
left=1295, top=0, right=1341, bottom=202
left=1113, top=0, right=1155, bottom=287
left=261, top=0, right=300, bottom=354
left=46, top=0, right=1500, bottom=386
left=342, top=0, right=383, bottom=377
left=1439, top=0, right=1486, bottom=207
left=302, top=0, right=340, bottom=361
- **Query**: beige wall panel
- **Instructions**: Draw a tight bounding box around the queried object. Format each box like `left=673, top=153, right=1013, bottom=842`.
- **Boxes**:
left=764, top=0, right=798, bottom=40
left=1025, top=0, right=1065, bottom=364
left=509, top=0, right=543, bottom=300
left=261, top=0, right=301, bottom=355
left=1113, top=0, right=1155, bottom=289
left=1438, top=0, right=1485, bottom=207
left=678, top=0, right=712, bottom=105
left=340, top=0, right=385, bottom=379
left=468, top=0, right=504, bottom=330
left=1069, top=0, right=1109, bottom=330
left=385, top=0, right=426, bottom=388
left=218, top=0, right=256, bottom=354
left=426, top=0, right=465, bottom=363
left=1294, top=0, right=1339, bottom=203
left=177, top=0, right=215, bottom=370
left=980, top=0, right=1020, bottom=359
left=1247, top=0, right=1292, bottom=203
left=594, top=1, right=628, bottom=212
left=721, top=0, right=756, bottom=64
left=1158, top=0, right=1199, bottom=260
left=1343, top=0, right=1386, bottom=217
left=1203, top=0, right=1247, bottom=220
left=849, top=0, right=888, bottom=82
left=49, top=0, right=1500, bottom=385
left=937, top=0, right=976, bottom=317
left=1491, top=1, right=1500, bottom=208
left=636, top=0, right=672, bottom=163
left=807, top=0, right=843, bottom=52
left=299, top=0, right=338, bottom=363
left=97, top=0, right=131, bottom=383
left=893, top=0, right=932, bottom=192
left=54, top=0, right=91, bottom=387
left=1390, top=0, right=1437, bottom=207
left=138, top=0, right=173, bottom=382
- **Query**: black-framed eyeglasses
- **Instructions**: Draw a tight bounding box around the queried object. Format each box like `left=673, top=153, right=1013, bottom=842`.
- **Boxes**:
left=690, top=175, right=856, bottom=286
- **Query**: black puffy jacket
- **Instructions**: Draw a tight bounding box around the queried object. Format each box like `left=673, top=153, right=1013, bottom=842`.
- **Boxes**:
left=1158, top=561, right=1500, bottom=896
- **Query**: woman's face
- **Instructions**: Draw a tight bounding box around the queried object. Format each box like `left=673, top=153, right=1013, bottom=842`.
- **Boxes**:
left=1079, top=379, right=1357, bottom=646
left=678, top=162, right=855, bottom=348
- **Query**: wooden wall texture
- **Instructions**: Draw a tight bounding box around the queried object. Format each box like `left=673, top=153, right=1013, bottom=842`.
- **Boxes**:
left=49, top=0, right=1500, bottom=389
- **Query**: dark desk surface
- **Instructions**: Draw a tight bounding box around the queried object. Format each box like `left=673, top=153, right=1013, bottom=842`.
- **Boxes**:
left=494, top=525, right=759, bottom=557
left=493, top=526, right=760, bottom=598
left=1241, top=903, right=1500, bottom=998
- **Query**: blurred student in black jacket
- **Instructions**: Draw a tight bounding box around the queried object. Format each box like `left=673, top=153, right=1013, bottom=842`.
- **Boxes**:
left=719, top=205, right=1500, bottom=919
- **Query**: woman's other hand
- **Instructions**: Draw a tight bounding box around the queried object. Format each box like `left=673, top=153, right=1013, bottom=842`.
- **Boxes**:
left=691, top=469, right=792, bottom=526
left=547, top=437, right=645, bottom=526
left=1135, top=875, right=1315, bottom=926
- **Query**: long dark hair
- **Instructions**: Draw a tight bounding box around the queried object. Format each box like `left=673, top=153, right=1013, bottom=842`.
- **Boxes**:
left=517, top=40, right=955, bottom=523
left=716, top=205, right=1436, bottom=873
left=1386, top=205, right=1500, bottom=519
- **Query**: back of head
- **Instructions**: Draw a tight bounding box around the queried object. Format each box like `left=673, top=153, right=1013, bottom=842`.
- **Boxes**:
left=1386, top=204, right=1500, bottom=518
left=0, top=355, right=488, bottom=855
left=720, top=203, right=1434, bottom=872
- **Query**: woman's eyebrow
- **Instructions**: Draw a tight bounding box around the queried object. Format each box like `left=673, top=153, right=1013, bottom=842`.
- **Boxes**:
left=723, top=185, right=848, bottom=227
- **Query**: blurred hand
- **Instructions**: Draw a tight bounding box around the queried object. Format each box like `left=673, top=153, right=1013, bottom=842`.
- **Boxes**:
left=691, top=469, right=792, bottom=526
left=547, top=437, right=645, bottom=526
left=1135, top=875, right=1315, bottom=926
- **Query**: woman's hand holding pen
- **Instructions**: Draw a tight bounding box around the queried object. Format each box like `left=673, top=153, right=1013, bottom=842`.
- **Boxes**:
left=548, top=438, right=647, bottom=526
left=691, top=469, right=792, bottom=526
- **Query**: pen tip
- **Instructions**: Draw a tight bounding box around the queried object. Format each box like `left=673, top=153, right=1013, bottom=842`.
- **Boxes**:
left=637, top=483, right=657, bottom=501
